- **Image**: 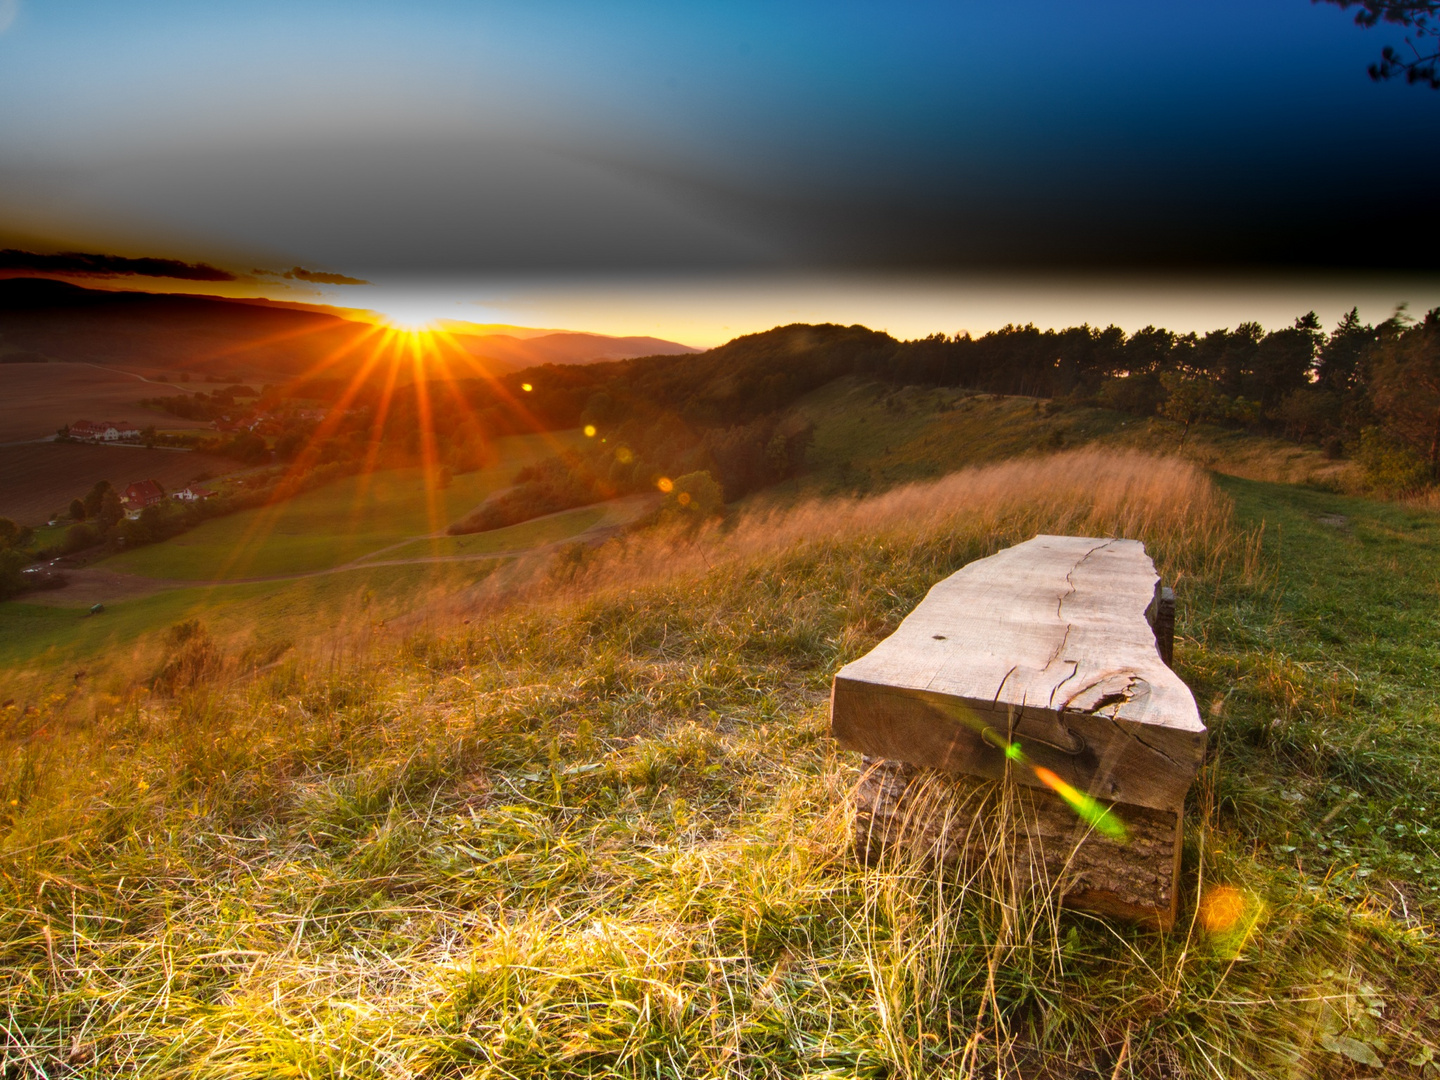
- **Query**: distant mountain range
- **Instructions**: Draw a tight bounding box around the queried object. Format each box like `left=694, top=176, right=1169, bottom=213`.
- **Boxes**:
left=0, top=278, right=698, bottom=381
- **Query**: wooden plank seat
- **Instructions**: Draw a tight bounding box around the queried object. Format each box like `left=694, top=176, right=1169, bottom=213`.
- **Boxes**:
left=830, top=535, right=1204, bottom=927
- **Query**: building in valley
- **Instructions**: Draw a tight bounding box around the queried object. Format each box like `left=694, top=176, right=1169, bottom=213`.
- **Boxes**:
left=121, top=479, right=165, bottom=510
left=70, top=420, right=140, bottom=441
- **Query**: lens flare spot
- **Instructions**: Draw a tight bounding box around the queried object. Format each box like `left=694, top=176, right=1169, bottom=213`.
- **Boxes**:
left=1199, top=885, right=1247, bottom=933
left=678, top=491, right=692, bottom=506
left=616, top=447, right=634, bottom=464
left=521, top=383, right=533, bottom=392
left=1032, top=766, right=1128, bottom=841
left=1005, top=740, right=1024, bottom=761
left=657, top=477, right=674, bottom=493
left=584, top=424, right=597, bottom=437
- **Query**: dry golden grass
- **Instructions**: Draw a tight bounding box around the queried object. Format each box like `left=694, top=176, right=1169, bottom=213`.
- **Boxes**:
left=420, top=449, right=1259, bottom=639
left=2, top=448, right=1434, bottom=1078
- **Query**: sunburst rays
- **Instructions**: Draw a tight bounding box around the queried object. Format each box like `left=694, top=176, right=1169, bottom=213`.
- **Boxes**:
left=185, top=316, right=564, bottom=584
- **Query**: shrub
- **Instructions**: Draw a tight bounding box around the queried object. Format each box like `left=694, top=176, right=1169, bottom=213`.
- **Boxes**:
left=1357, top=426, right=1429, bottom=495
left=662, top=470, right=724, bottom=520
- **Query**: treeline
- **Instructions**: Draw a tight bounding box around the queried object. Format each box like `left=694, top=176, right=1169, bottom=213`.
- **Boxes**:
left=481, top=309, right=1438, bottom=495
left=0, top=518, right=38, bottom=599
left=138, top=384, right=258, bottom=421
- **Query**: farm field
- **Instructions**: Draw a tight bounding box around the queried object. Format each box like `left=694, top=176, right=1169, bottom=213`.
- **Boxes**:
left=0, top=441, right=235, bottom=526
left=0, top=361, right=211, bottom=442
left=0, top=429, right=612, bottom=697
left=0, top=499, right=629, bottom=701
left=96, top=429, right=585, bottom=581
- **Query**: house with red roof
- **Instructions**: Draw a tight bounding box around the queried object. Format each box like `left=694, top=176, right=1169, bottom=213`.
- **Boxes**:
left=70, top=420, right=139, bottom=441
left=122, top=480, right=165, bottom=510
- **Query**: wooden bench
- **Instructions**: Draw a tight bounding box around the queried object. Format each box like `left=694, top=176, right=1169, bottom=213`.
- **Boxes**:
left=830, top=535, right=1204, bottom=927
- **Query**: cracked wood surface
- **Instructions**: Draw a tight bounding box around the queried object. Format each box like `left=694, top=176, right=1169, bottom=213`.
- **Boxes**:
left=831, top=535, right=1205, bottom=813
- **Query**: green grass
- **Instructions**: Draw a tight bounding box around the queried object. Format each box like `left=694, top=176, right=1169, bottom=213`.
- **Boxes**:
left=0, top=560, right=502, bottom=685
left=97, top=430, right=582, bottom=581
left=793, top=377, right=1354, bottom=497
left=28, top=522, right=69, bottom=547
left=377, top=505, right=609, bottom=561
left=1196, top=477, right=1440, bottom=909
left=3, top=451, right=1439, bottom=1077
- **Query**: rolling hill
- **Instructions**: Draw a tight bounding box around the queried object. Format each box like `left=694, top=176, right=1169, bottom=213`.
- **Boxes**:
left=0, top=278, right=697, bottom=381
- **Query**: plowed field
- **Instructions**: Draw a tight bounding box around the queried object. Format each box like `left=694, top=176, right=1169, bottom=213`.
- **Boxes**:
left=0, top=442, right=233, bottom=525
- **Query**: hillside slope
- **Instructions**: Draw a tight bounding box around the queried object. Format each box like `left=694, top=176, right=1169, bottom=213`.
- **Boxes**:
left=2, top=451, right=1438, bottom=1076
left=0, top=279, right=696, bottom=380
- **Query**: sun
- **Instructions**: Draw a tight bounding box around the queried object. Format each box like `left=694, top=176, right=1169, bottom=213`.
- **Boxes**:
left=381, top=313, right=440, bottom=333
left=371, top=297, right=452, bottom=333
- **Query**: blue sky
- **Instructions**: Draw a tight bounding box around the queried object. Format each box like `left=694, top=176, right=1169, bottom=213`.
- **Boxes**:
left=0, top=1, right=1436, bottom=338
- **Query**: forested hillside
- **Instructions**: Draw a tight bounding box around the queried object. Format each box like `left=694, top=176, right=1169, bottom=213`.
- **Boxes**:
left=447, top=309, right=1440, bottom=510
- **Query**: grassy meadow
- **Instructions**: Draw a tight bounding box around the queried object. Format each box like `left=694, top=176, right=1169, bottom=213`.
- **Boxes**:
left=3, top=446, right=1438, bottom=1077
left=793, top=377, right=1357, bottom=496
left=0, top=431, right=606, bottom=702
left=98, top=431, right=584, bottom=582
left=0, top=561, right=499, bottom=701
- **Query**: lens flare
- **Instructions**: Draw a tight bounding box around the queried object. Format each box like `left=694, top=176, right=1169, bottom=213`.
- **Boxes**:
left=934, top=699, right=1130, bottom=842
left=1032, top=767, right=1128, bottom=840
left=584, top=424, right=597, bottom=437
left=521, top=383, right=533, bottom=392
left=168, top=305, right=578, bottom=586
left=1199, top=884, right=1247, bottom=933
left=657, top=477, right=674, bottom=493
left=1198, top=883, right=1265, bottom=958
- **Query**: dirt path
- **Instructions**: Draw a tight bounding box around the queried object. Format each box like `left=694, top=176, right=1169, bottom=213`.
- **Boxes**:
left=15, top=495, right=657, bottom=608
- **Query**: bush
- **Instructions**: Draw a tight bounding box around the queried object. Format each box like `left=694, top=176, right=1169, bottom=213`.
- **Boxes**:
left=0, top=518, right=33, bottom=550
left=1357, top=426, right=1430, bottom=495
left=449, top=452, right=610, bottom=535
left=1098, top=372, right=1164, bottom=416
left=662, top=470, right=724, bottom=519
left=0, top=548, right=29, bottom=600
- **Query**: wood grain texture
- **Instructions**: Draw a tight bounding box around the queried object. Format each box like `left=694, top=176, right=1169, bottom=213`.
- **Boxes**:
left=832, top=535, right=1204, bottom=813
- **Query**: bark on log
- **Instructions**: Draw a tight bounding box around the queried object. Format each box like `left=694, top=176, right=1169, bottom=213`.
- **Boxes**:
left=855, top=756, right=1183, bottom=928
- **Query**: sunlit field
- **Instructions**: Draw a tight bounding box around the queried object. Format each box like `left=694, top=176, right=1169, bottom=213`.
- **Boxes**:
left=0, top=561, right=488, bottom=691
left=99, top=431, right=583, bottom=581
left=5, top=448, right=1437, bottom=1077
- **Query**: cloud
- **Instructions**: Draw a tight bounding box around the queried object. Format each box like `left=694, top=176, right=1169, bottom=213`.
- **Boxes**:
left=0, top=248, right=235, bottom=281
left=279, top=266, right=370, bottom=286
left=88, top=139, right=779, bottom=276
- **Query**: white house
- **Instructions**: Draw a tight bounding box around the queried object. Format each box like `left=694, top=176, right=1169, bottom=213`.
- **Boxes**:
left=70, top=419, right=140, bottom=441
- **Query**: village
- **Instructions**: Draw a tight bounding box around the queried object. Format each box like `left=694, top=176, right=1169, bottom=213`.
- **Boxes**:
left=57, top=418, right=219, bottom=520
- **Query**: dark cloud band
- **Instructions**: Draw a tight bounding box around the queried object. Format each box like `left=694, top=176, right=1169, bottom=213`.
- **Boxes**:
left=0, top=249, right=235, bottom=281
left=281, top=266, right=370, bottom=286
